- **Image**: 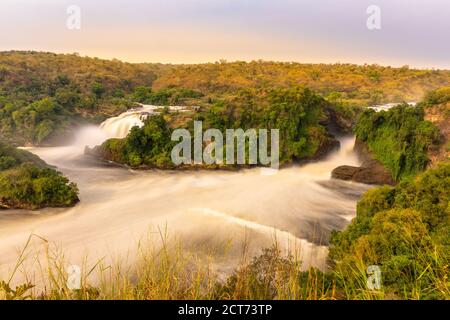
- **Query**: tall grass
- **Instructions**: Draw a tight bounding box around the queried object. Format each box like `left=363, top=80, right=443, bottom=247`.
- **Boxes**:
left=0, top=229, right=448, bottom=300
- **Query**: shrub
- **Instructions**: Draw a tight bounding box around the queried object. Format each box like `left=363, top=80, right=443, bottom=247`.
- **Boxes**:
left=330, top=163, right=450, bottom=299
left=0, top=142, right=79, bottom=209
left=354, top=104, right=440, bottom=180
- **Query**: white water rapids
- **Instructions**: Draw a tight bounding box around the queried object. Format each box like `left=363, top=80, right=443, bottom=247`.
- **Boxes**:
left=0, top=105, right=371, bottom=284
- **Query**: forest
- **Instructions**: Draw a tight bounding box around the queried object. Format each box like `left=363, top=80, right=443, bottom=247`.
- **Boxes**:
left=354, top=104, right=440, bottom=180
left=1, top=51, right=450, bottom=146
left=0, top=51, right=449, bottom=300
left=92, top=86, right=341, bottom=168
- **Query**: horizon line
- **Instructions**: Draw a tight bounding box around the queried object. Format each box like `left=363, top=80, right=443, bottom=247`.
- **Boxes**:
left=2, top=50, right=449, bottom=72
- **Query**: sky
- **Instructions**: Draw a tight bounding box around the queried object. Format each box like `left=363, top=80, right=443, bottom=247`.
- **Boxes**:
left=0, top=0, right=449, bottom=68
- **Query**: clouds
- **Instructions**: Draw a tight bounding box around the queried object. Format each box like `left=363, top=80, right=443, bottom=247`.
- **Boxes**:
left=0, top=0, right=448, bottom=68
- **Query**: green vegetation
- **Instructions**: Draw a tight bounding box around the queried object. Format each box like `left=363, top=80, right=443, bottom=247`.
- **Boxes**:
left=1, top=53, right=449, bottom=300
left=151, top=61, right=450, bottom=106
left=0, top=51, right=157, bottom=145
left=330, top=162, right=450, bottom=299
left=95, top=115, right=175, bottom=168
left=354, top=104, right=440, bottom=180
left=0, top=142, right=79, bottom=209
left=132, top=86, right=203, bottom=105
left=2, top=51, right=450, bottom=146
left=0, top=141, right=46, bottom=169
left=216, top=248, right=334, bottom=300
left=194, top=87, right=337, bottom=162
left=424, top=86, right=450, bottom=106
left=94, top=87, right=339, bottom=168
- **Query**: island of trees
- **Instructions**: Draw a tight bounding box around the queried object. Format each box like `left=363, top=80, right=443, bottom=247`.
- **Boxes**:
left=0, top=142, right=79, bottom=209
left=0, top=51, right=448, bottom=299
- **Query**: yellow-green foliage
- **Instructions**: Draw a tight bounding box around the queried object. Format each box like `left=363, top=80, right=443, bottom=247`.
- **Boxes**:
left=424, top=86, right=450, bottom=106
left=354, top=104, right=440, bottom=180
left=0, top=141, right=79, bottom=209
left=330, top=163, right=450, bottom=299
left=2, top=51, right=450, bottom=145
left=152, top=61, right=450, bottom=106
left=0, top=51, right=156, bottom=145
left=96, top=87, right=336, bottom=167
left=0, top=233, right=337, bottom=300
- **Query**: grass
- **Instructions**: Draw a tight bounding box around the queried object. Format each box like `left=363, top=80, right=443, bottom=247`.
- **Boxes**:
left=0, top=228, right=448, bottom=300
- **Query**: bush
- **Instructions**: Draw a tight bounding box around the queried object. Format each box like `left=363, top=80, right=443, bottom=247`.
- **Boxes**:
left=0, top=141, right=79, bottom=209
left=330, top=162, right=450, bottom=299
left=354, top=104, right=440, bottom=180
left=424, top=87, right=450, bottom=106
left=97, top=115, right=175, bottom=168
left=98, top=86, right=335, bottom=168
left=0, top=163, right=79, bottom=209
left=133, top=87, right=203, bottom=105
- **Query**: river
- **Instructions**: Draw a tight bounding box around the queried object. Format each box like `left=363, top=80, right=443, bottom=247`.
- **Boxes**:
left=0, top=106, right=371, bottom=283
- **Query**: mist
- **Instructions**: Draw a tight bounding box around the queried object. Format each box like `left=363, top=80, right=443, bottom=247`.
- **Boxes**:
left=0, top=106, right=371, bottom=285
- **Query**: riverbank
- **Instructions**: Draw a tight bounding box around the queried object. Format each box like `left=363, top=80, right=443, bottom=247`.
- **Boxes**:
left=0, top=136, right=369, bottom=289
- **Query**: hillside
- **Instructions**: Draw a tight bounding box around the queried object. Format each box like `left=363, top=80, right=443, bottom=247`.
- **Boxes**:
left=1, top=51, right=450, bottom=146
left=328, top=88, right=450, bottom=299
left=151, top=61, right=450, bottom=106
left=0, top=51, right=158, bottom=145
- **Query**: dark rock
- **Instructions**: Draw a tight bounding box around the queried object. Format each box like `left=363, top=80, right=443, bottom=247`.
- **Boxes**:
left=313, top=136, right=340, bottom=160
left=331, top=139, right=395, bottom=186
left=331, top=165, right=360, bottom=181
left=355, top=160, right=395, bottom=185
left=321, top=106, right=355, bottom=135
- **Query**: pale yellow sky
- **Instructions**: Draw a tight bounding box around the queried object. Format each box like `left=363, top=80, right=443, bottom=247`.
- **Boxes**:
left=1, top=0, right=449, bottom=68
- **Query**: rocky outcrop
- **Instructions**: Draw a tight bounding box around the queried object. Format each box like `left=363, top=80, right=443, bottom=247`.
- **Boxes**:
left=311, top=135, right=341, bottom=160
left=321, top=106, right=354, bottom=135
left=425, top=103, right=450, bottom=165
left=331, top=165, right=359, bottom=181
left=332, top=163, right=394, bottom=185
left=332, top=139, right=395, bottom=185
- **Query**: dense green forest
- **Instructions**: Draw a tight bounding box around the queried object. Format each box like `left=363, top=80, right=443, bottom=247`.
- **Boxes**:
left=329, top=88, right=450, bottom=299
left=0, top=52, right=449, bottom=299
left=1, top=51, right=450, bottom=146
left=354, top=86, right=450, bottom=181
left=0, top=142, right=79, bottom=209
left=91, top=87, right=341, bottom=168
left=0, top=51, right=157, bottom=145
left=95, top=115, right=175, bottom=168
left=354, top=104, right=440, bottom=181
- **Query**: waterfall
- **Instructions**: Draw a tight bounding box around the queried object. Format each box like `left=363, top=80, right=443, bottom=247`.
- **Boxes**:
left=1, top=107, right=371, bottom=286
left=99, top=104, right=193, bottom=139
left=99, top=105, right=159, bottom=139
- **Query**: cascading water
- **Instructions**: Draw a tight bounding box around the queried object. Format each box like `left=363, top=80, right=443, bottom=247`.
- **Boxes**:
left=0, top=105, right=372, bottom=285
left=99, top=105, right=160, bottom=139
left=99, top=104, right=192, bottom=139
